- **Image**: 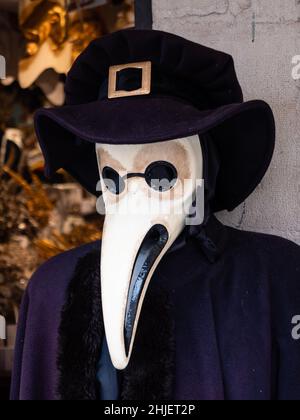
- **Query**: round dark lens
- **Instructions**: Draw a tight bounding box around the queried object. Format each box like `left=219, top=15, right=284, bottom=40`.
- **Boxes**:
left=145, top=161, right=178, bottom=192
left=102, top=166, right=125, bottom=195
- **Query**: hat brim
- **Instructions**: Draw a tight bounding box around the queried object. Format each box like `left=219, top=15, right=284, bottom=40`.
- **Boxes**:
left=34, top=95, right=275, bottom=212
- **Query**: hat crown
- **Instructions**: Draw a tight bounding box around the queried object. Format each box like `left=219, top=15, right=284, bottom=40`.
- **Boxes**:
left=65, top=29, right=243, bottom=109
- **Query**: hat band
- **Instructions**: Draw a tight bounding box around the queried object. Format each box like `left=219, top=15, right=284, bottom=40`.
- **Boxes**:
left=98, top=64, right=208, bottom=109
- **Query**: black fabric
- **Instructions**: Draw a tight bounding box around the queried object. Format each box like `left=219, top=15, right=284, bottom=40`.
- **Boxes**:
left=117, top=68, right=143, bottom=92
left=169, top=215, right=225, bottom=264
left=57, top=250, right=175, bottom=401
left=199, top=134, right=221, bottom=224
left=210, top=108, right=275, bottom=211
left=57, top=251, right=103, bottom=400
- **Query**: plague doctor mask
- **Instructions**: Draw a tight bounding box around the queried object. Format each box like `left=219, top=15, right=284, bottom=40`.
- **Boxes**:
left=96, top=135, right=203, bottom=369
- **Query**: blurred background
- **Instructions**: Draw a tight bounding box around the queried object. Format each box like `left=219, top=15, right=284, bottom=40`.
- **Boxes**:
left=0, top=0, right=137, bottom=399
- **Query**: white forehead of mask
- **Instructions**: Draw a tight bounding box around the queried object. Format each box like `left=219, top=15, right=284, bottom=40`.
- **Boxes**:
left=96, top=135, right=202, bottom=179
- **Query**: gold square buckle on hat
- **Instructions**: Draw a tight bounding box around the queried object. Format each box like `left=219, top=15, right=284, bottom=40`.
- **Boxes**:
left=108, top=61, right=152, bottom=99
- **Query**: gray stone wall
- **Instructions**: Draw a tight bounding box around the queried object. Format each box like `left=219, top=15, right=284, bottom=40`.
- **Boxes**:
left=153, top=0, right=300, bottom=244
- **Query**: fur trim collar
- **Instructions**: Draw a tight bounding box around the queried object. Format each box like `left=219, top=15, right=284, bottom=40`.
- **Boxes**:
left=57, top=250, right=175, bottom=400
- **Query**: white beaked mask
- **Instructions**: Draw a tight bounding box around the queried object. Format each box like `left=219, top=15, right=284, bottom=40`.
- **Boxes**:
left=96, top=135, right=204, bottom=370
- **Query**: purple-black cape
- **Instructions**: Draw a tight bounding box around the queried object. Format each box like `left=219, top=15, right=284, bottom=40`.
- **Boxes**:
left=10, top=217, right=300, bottom=400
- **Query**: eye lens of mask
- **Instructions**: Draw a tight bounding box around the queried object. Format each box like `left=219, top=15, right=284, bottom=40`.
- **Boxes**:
left=145, top=161, right=178, bottom=192
left=102, top=166, right=125, bottom=195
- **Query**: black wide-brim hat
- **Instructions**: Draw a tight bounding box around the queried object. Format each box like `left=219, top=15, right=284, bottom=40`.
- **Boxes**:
left=34, top=29, right=275, bottom=212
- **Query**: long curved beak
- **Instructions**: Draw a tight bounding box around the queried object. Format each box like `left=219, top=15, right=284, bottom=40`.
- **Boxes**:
left=101, top=214, right=169, bottom=370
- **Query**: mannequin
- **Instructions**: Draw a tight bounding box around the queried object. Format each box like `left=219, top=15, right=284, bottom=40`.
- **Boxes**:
left=11, top=30, right=300, bottom=401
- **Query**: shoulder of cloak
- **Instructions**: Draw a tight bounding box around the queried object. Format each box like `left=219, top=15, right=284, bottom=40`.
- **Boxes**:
left=223, top=224, right=300, bottom=273
left=225, top=228, right=300, bottom=400
left=223, top=225, right=300, bottom=327
left=26, top=241, right=101, bottom=302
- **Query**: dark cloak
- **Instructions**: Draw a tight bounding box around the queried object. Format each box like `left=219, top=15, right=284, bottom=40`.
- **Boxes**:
left=10, top=214, right=300, bottom=400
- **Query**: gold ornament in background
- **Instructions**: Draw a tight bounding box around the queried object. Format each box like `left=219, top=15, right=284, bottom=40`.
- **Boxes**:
left=69, top=18, right=103, bottom=62
left=0, top=164, right=103, bottom=300
left=20, top=0, right=68, bottom=57
left=0, top=176, right=32, bottom=242
left=0, top=174, right=40, bottom=317
left=2, top=165, right=54, bottom=229
left=0, top=244, right=33, bottom=320
left=18, top=0, right=136, bottom=89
